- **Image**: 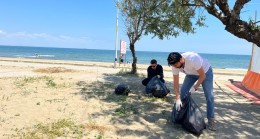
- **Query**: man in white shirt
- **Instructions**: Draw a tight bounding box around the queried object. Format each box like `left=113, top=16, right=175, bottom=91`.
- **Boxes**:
left=167, top=52, right=216, bottom=131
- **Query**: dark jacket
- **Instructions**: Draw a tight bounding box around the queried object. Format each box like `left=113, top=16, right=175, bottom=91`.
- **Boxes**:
left=147, top=64, right=164, bottom=80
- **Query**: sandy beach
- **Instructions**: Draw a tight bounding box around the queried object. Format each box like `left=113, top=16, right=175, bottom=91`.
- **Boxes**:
left=0, top=57, right=259, bottom=139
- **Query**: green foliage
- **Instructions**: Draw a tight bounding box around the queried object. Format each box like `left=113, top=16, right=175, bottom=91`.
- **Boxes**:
left=115, top=103, right=139, bottom=116
left=118, top=0, right=206, bottom=73
left=13, top=119, right=85, bottom=139
left=46, top=79, right=56, bottom=88
left=14, top=77, right=38, bottom=87
left=14, top=76, right=54, bottom=87
left=249, top=18, right=260, bottom=30
left=114, top=96, right=139, bottom=117
left=95, top=134, right=105, bottom=139
left=118, top=0, right=205, bottom=41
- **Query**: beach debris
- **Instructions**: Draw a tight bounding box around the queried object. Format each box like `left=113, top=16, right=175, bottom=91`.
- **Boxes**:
left=115, top=83, right=130, bottom=96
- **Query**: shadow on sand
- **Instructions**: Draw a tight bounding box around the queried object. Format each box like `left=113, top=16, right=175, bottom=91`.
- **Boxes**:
left=75, top=72, right=260, bottom=139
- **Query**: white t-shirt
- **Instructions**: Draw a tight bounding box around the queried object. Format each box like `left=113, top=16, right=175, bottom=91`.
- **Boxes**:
left=172, top=52, right=210, bottom=75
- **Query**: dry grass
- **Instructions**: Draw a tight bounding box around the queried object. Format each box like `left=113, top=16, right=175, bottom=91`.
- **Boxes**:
left=85, top=122, right=108, bottom=135
left=33, top=67, right=74, bottom=73
left=11, top=119, right=85, bottom=139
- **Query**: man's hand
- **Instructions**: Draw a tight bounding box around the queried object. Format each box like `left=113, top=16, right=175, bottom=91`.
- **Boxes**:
left=157, top=75, right=160, bottom=78
left=189, top=86, right=197, bottom=93
left=175, top=98, right=182, bottom=111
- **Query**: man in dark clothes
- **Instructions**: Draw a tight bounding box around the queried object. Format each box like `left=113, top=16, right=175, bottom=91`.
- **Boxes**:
left=142, top=59, right=165, bottom=86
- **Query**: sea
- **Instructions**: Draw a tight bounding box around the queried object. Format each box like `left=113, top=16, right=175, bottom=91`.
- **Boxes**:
left=0, top=45, right=251, bottom=69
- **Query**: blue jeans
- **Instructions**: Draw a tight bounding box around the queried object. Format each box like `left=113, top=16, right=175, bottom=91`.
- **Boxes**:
left=180, top=67, right=214, bottom=119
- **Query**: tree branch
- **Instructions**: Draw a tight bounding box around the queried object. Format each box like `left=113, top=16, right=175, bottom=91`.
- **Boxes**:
left=225, top=19, right=260, bottom=46
left=203, top=2, right=227, bottom=23
left=216, top=0, right=231, bottom=17
left=232, top=0, right=250, bottom=19
left=178, top=0, right=260, bottom=46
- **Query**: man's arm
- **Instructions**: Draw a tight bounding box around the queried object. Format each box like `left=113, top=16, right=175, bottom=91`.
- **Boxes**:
left=173, top=74, right=180, bottom=99
left=194, top=67, right=206, bottom=90
left=147, top=67, right=153, bottom=79
left=158, top=65, right=164, bottom=78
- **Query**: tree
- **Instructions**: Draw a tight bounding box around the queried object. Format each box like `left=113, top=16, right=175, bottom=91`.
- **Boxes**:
left=181, top=0, right=260, bottom=47
left=118, top=0, right=205, bottom=74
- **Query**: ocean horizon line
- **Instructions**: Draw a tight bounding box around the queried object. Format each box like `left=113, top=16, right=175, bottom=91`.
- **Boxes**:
left=0, top=45, right=251, bottom=69
left=0, top=44, right=251, bottom=56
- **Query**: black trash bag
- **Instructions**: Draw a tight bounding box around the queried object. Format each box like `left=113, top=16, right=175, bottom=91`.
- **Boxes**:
left=146, top=76, right=169, bottom=98
left=172, top=93, right=206, bottom=135
left=172, top=96, right=189, bottom=124
left=115, top=84, right=130, bottom=96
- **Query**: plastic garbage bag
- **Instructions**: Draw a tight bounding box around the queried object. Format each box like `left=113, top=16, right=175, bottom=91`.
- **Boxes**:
left=172, top=93, right=206, bottom=135
left=146, top=76, right=169, bottom=98
left=115, top=83, right=130, bottom=96
left=172, top=100, right=188, bottom=124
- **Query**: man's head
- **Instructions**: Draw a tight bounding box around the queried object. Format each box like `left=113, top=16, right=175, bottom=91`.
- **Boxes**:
left=167, top=52, right=184, bottom=68
left=150, top=59, right=157, bottom=69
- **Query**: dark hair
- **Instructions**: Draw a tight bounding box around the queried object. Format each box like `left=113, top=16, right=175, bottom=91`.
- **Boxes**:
left=167, top=52, right=182, bottom=66
left=150, top=59, right=157, bottom=64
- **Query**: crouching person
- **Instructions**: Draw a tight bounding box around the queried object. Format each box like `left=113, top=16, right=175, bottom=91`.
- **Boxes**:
left=142, top=59, right=165, bottom=86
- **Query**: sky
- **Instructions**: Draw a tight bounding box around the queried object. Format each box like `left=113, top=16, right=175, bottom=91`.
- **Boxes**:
left=0, top=0, right=259, bottom=55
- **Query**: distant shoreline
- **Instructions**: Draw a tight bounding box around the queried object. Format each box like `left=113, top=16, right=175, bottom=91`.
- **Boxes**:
left=0, top=45, right=251, bottom=56
left=0, top=45, right=251, bottom=69
left=0, top=56, right=247, bottom=76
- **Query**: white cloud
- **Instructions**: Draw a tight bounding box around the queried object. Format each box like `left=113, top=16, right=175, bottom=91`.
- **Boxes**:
left=0, top=29, right=111, bottom=49
left=30, top=33, right=50, bottom=38
left=0, top=30, right=7, bottom=35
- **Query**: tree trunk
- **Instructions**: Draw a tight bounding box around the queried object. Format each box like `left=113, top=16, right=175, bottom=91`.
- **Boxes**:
left=129, top=43, right=137, bottom=74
